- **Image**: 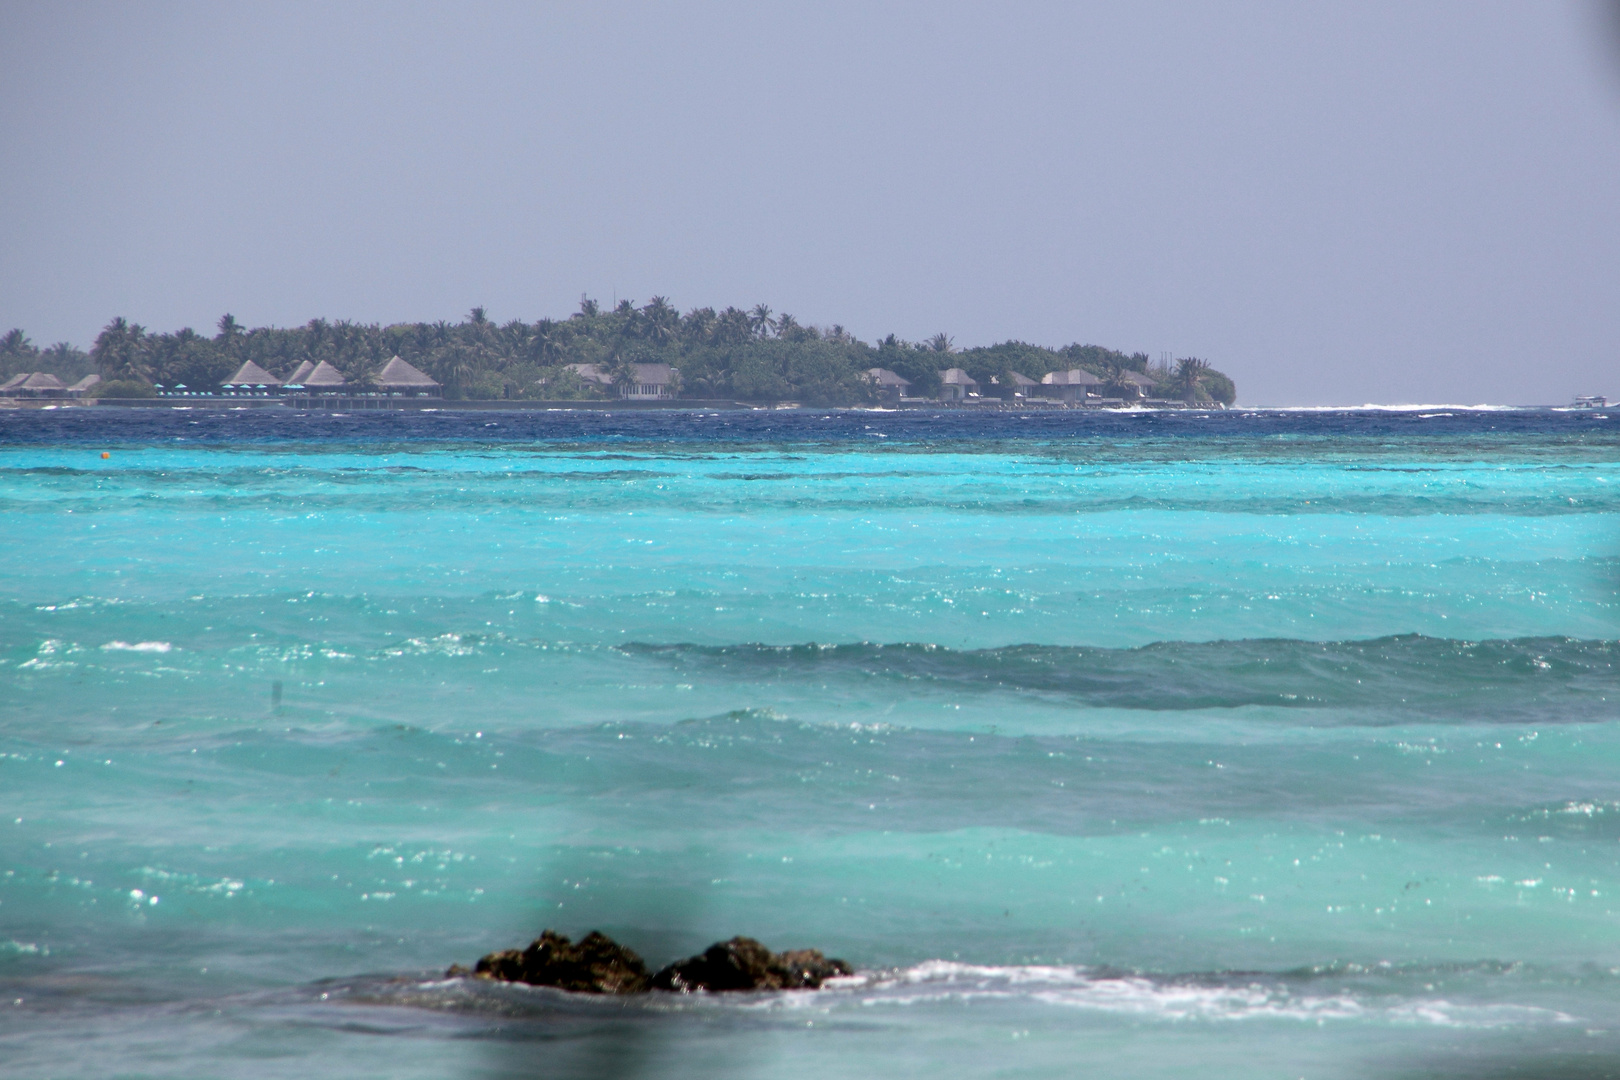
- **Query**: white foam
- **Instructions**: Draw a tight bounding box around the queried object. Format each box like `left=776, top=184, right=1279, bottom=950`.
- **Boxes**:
left=840, top=962, right=1575, bottom=1028
left=100, top=641, right=173, bottom=653
left=1236, top=403, right=1532, bottom=412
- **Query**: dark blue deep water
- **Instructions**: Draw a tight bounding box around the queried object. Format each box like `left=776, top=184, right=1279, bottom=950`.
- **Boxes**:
left=3, top=405, right=1618, bottom=1078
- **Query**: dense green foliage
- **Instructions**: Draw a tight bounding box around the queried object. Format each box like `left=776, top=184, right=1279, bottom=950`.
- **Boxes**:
left=0, top=330, right=95, bottom=382
left=94, top=379, right=157, bottom=399
left=3, top=299, right=1236, bottom=404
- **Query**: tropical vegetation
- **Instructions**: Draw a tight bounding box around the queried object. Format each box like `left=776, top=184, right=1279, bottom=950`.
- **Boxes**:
left=1, top=300, right=1236, bottom=405
left=0, top=329, right=95, bottom=383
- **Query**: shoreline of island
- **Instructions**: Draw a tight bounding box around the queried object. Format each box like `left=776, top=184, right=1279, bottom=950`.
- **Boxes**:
left=3, top=296, right=1238, bottom=409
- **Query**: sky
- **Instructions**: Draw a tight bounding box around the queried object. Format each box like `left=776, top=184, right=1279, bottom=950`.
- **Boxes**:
left=1, top=1, right=1617, bottom=405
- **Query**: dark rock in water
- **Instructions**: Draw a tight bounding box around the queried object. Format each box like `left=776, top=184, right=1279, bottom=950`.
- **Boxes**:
left=650, top=936, right=852, bottom=992
left=449, top=930, right=851, bottom=994
left=775, top=948, right=854, bottom=987
left=461, top=929, right=651, bottom=994
left=471, top=948, right=526, bottom=982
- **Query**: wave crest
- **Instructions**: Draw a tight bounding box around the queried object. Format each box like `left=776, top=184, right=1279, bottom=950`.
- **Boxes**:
left=623, top=635, right=1620, bottom=720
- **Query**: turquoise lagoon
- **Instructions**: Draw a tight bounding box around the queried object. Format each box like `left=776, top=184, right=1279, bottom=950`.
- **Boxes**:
left=1, top=407, right=1618, bottom=1078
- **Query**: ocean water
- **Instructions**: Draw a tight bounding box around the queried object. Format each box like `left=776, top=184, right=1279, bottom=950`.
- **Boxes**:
left=2, top=405, right=1618, bottom=1079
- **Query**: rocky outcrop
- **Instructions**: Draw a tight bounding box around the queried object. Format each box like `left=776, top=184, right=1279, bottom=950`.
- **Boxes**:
left=459, top=929, right=651, bottom=994
left=451, top=930, right=851, bottom=994
left=651, top=936, right=852, bottom=992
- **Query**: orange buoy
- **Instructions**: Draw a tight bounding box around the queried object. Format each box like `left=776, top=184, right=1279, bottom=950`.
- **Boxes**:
left=101, top=452, right=110, bottom=459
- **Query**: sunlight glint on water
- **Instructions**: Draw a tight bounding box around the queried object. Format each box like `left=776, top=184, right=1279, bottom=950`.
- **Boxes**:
left=1, top=407, right=1618, bottom=1079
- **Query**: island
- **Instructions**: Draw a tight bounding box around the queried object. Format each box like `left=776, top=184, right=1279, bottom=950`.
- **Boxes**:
left=1, top=299, right=1236, bottom=408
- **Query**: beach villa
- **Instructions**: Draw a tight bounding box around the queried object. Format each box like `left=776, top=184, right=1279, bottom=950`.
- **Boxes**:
left=621, top=363, right=678, bottom=399
left=1040, top=368, right=1105, bottom=403
left=562, top=362, right=679, bottom=399
left=996, top=372, right=1040, bottom=399
left=864, top=368, right=911, bottom=405
left=938, top=368, right=979, bottom=401
left=1116, top=371, right=1155, bottom=399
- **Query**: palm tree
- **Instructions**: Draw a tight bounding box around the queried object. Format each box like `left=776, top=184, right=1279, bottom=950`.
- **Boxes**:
left=533, top=319, right=558, bottom=364
left=927, top=332, right=954, bottom=354
left=92, top=317, right=150, bottom=382
left=642, top=296, right=679, bottom=345
left=577, top=295, right=599, bottom=319
left=428, top=345, right=475, bottom=397
left=682, top=307, right=718, bottom=345
left=774, top=313, right=802, bottom=341
left=1174, top=357, right=1211, bottom=402
left=1, top=328, right=35, bottom=359
left=214, top=314, right=244, bottom=366
left=749, top=304, right=775, bottom=339
left=497, top=319, right=531, bottom=366
left=1096, top=357, right=1127, bottom=394
left=303, top=318, right=332, bottom=364
left=606, top=346, right=638, bottom=398
left=716, top=307, right=753, bottom=346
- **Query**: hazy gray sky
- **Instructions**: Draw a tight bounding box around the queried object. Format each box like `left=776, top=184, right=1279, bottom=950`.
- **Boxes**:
left=2, top=1, right=1617, bottom=404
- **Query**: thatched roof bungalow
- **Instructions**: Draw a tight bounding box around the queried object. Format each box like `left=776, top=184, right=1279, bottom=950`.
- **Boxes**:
left=223, top=360, right=282, bottom=393
left=371, top=356, right=440, bottom=396
left=0, top=372, right=69, bottom=398
left=302, top=361, right=348, bottom=390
